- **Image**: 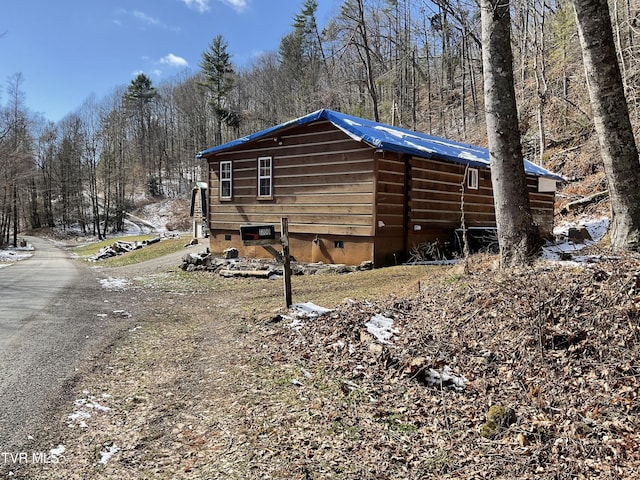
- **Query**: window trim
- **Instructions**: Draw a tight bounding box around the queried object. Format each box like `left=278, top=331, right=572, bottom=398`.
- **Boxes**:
left=467, top=168, right=479, bottom=190
left=219, top=160, right=233, bottom=200
left=257, top=156, right=273, bottom=199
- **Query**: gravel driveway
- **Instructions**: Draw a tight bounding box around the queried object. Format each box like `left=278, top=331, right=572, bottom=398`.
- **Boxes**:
left=0, top=237, right=152, bottom=467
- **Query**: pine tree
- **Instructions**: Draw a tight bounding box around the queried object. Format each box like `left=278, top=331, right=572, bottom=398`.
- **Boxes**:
left=124, top=73, right=158, bottom=192
left=199, top=35, right=236, bottom=145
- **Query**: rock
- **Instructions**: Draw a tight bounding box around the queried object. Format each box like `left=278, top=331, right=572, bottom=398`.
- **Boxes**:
left=480, top=405, right=516, bottom=439
left=567, top=226, right=592, bottom=244
left=358, top=260, right=374, bottom=270
left=223, top=247, right=239, bottom=259
left=559, top=252, right=573, bottom=261
left=334, top=265, right=354, bottom=274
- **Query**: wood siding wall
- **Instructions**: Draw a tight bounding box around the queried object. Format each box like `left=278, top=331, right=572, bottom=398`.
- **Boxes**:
left=207, top=121, right=376, bottom=236
left=373, top=152, right=407, bottom=264
left=205, top=121, right=379, bottom=263
left=204, top=122, right=556, bottom=265
left=407, top=156, right=555, bottom=247
left=409, top=156, right=494, bottom=231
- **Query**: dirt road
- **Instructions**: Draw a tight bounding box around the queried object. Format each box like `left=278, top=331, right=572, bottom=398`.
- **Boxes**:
left=0, top=237, right=140, bottom=460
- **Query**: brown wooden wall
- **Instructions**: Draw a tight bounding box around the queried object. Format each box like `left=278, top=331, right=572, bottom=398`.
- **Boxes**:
left=373, top=151, right=407, bottom=265
left=406, top=156, right=555, bottom=250
left=204, top=121, right=556, bottom=265
left=206, top=120, right=376, bottom=237
left=409, top=156, right=494, bottom=230
left=205, top=120, right=379, bottom=263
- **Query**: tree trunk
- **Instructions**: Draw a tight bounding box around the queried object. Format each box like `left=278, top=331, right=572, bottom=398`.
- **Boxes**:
left=572, top=0, right=640, bottom=251
left=481, top=0, right=541, bottom=267
left=355, top=0, right=379, bottom=122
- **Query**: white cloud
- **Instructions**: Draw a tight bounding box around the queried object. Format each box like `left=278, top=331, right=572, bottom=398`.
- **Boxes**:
left=181, top=0, right=211, bottom=13
left=132, top=10, right=161, bottom=26
left=116, top=9, right=179, bottom=32
left=221, top=0, right=249, bottom=12
left=180, top=0, right=249, bottom=13
left=160, top=53, right=189, bottom=68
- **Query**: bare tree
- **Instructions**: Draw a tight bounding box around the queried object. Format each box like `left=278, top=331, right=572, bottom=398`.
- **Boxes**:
left=480, top=0, right=541, bottom=267
left=340, top=0, right=381, bottom=121
left=4, top=73, right=32, bottom=246
left=78, top=94, right=105, bottom=238
left=572, top=0, right=640, bottom=251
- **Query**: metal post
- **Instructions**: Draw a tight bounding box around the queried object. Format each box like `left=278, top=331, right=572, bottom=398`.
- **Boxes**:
left=281, top=217, right=293, bottom=308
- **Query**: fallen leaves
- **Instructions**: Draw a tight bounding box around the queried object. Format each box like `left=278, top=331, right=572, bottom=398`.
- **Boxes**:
left=242, top=254, right=640, bottom=478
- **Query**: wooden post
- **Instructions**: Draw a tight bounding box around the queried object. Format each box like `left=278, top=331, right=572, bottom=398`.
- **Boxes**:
left=240, top=220, right=292, bottom=308
left=281, top=217, right=293, bottom=308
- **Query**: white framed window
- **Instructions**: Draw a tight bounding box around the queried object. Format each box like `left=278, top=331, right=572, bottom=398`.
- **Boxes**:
left=467, top=168, right=479, bottom=190
left=258, top=156, right=272, bottom=198
left=220, top=161, right=232, bottom=199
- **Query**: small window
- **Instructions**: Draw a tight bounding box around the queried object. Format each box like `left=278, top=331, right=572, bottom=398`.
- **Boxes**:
left=258, top=156, right=272, bottom=198
left=334, top=240, right=344, bottom=249
left=220, top=161, right=232, bottom=199
left=467, top=168, right=479, bottom=190
left=538, top=177, right=556, bottom=193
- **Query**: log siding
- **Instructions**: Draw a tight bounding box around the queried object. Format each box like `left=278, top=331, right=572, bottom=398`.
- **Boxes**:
left=208, top=121, right=376, bottom=239
left=202, top=113, right=558, bottom=265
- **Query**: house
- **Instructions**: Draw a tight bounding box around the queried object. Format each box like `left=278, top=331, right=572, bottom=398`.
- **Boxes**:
left=189, top=182, right=208, bottom=239
left=196, top=109, right=563, bottom=266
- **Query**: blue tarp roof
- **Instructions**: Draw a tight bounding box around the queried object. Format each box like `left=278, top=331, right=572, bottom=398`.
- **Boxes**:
left=197, top=109, right=564, bottom=181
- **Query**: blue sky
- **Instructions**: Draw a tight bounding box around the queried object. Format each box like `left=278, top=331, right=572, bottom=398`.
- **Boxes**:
left=1, top=0, right=342, bottom=122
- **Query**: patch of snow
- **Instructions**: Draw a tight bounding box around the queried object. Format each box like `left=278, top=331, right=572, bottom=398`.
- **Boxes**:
left=404, top=140, right=437, bottom=154
left=374, top=125, right=423, bottom=141
left=286, top=302, right=332, bottom=330
left=68, top=410, right=91, bottom=429
left=99, top=277, right=130, bottom=290
left=424, top=366, right=468, bottom=392
left=342, top=118, right=363, bottom=127
left=68, top=411, right=91, bottom=422
left=87, top=401, right=111, bottom=412
left=542, top=216, right=609, bottom=261
left=99, top=444, right=119, bottom=464
left=49, top=445, right=66, bottom=459
left=75, top=396, right=111, bottom=412
left=458, top=150, right=490, bottom=164
left=0, top=248, right=33, bottom=263
left=291, top=302, right=332, bottom=317
left=365, top=313, right=399, bottom=344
